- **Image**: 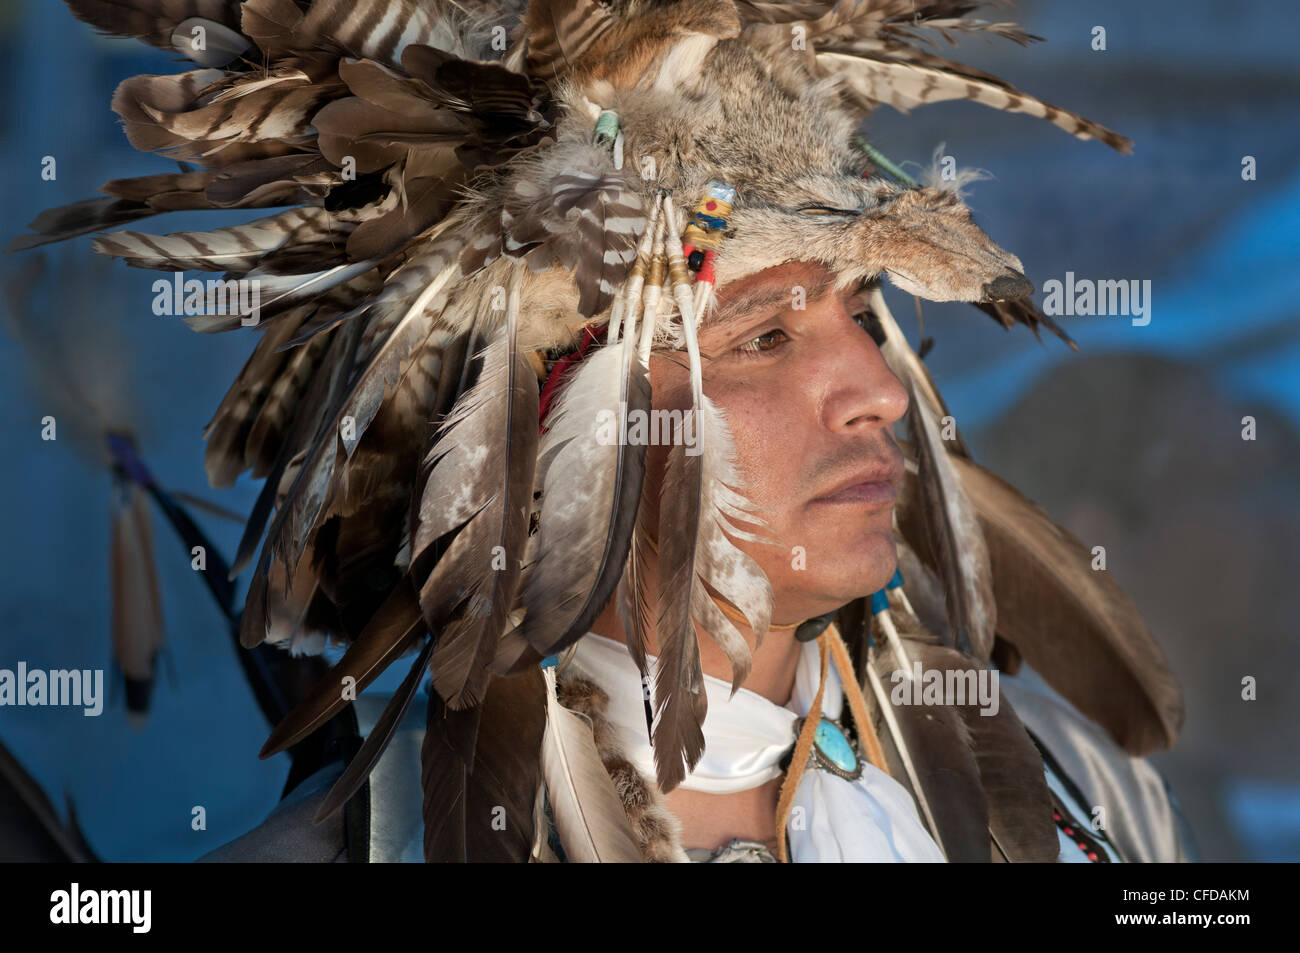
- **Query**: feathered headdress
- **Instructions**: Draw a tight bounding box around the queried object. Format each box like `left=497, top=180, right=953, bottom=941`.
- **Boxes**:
left=11, top=0, right=1181, bottom=862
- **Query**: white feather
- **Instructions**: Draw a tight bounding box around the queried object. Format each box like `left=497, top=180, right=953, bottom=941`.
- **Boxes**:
left=540, top=665, right=644, bottom=863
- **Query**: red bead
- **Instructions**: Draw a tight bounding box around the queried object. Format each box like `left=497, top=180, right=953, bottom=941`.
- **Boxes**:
left=1063, top=827, right=1074, bottom=836
left=1053, top=812, right=1061, bottom=821
left=1077, top=843, right=1088, bottom=851
left=1087, top=852, right=1098, bottom=861
left=705, top=200, right=717, bottom=210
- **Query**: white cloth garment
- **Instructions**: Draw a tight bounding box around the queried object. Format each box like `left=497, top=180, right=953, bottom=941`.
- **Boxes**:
left=565, top=632, right=945, bottom=863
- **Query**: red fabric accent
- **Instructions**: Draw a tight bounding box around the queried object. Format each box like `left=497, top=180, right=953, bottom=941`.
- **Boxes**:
left=538, top=323, right=607, bottom=433
left=697, top=249, right=717, bottom=285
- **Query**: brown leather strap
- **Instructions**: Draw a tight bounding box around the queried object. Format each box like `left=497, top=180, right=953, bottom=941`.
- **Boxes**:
left=773, top=635, right=829, bottom=863
left=826, top=623, right=890, bottom=775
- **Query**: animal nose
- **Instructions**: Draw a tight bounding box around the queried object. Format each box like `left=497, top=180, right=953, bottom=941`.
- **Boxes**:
left=983, top=272, right=1034, bottom=301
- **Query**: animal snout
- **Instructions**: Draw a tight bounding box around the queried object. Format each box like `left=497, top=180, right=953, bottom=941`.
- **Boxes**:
left=982, top=272, right=1035, bottom=301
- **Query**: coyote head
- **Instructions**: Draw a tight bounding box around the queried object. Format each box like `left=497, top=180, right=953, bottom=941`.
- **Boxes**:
left=482, top=23, right=1035, bottom=339
left=716, top=178, right=1034, bottom=305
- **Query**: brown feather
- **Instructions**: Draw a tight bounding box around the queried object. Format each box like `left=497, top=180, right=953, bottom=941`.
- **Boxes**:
left=315, top=637, right=433, bottom=822
left=258, top=576, right=425, bottom=757
left=243, top=331, right=333, bottom=480
left=947, top=455, right=1184, bottom=755
left=422, top=667, right=547, bottom=862
left=231, top=317, right=357, bottom=584
left=0, top=739, right=98, bottom=862
left=883, top=606, right=1058, bottom=862
left=973, top=297, right=1078, bottom=350
left=650, top=442, right=708, bottom=793
left=905, top=375, right=997, bottom=659
left=817, top=48, right=1132, bottom=153
left=202, top=311, right=303, bottom=487
left=111, top=479, right=165, bottom=709
left=64, top=0, right=243, bottom=50
left=524, top=0, right=739, bottom=87
left=866, top=619, right=989, bottom=862
left=414, top=287, right=538, bottom=709
left=956, top=687, right=1060, bottom=862
left=237, top=314, right=364, bottom=644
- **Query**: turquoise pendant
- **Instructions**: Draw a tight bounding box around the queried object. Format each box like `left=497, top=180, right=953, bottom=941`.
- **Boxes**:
left=793, top=717, right=863, bottom=781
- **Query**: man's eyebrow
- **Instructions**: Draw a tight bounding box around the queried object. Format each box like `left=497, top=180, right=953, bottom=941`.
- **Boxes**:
left=709, top=270, right=840, bottom=329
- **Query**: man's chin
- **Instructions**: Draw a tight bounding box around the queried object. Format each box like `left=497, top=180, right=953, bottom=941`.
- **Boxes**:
left=771, top=531, right=899, bottom=622
left=824, top=549, right=899, bottom=604
left=831, top=526, right=899, bottom=592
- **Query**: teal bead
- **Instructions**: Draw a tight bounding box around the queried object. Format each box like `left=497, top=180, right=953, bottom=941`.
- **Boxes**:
left=813, top=718, right=859, bottom=774
left=594, top=111, right=620, bottom=141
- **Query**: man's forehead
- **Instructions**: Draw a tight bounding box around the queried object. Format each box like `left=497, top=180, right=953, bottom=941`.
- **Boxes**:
left=708, top=261, right=848, bottom=328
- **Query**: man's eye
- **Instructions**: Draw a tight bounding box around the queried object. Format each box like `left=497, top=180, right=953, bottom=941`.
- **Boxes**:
left=853, top=309, right=887, bottom=347
left=736, top=328, right=789, bottom=355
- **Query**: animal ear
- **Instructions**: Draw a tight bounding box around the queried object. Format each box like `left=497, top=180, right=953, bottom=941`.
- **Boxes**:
left=860, top=189, right=1034, bottom=304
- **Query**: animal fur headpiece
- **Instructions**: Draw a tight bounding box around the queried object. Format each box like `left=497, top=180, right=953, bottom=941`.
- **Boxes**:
left=13, top=0, right=1182, bottom=862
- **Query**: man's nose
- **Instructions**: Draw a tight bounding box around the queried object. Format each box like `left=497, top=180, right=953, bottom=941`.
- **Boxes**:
left=817, top=320, right=909, bottom=433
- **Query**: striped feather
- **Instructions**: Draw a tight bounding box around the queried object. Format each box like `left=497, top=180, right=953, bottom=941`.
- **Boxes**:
left=819, top=50, right=1133, bottom=153
left=499, top=144, right=645, bottom=317
left=265, top=234, right=463, bottom=575
left=203, top=310, right=305, bottom=487
left=111, top=69, right=227, bottom=155
left=652, top=395, right=776, bottom=792
left=522, top=0, right=619, bottom=82
left=300, top=0, right=482, bottom=67
left=140, top=79, right=341, bottom=158
left=243, top=332, right=333, bottom=480
left=93, top=206, right=334, bottom=273
left=237, top=314, right=363, bottom=639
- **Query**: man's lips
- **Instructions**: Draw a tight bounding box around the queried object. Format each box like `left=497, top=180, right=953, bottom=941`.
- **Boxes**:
left=810, top=480, right=897, bottom=506
left=809, top=455, right=905, bottom=506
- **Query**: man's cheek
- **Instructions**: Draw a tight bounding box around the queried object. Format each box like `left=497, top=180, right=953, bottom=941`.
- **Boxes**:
left=718, top=399, right=792, bottom=503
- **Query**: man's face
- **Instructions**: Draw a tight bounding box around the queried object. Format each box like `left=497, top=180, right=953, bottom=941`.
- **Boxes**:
left=646, top=260, right=908, bottom=624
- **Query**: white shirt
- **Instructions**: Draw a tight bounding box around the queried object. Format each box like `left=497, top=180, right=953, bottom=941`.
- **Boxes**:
left=565, top=632, right=946, bottom=862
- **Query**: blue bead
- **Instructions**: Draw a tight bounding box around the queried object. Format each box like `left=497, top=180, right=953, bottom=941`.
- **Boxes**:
left=813, top=718, right=859, bottom=773
left=870, top=588, right=890, bottom=615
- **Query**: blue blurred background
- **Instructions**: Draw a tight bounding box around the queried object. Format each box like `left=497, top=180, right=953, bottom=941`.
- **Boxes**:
left=1, top=0, right=1297, bottom=861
